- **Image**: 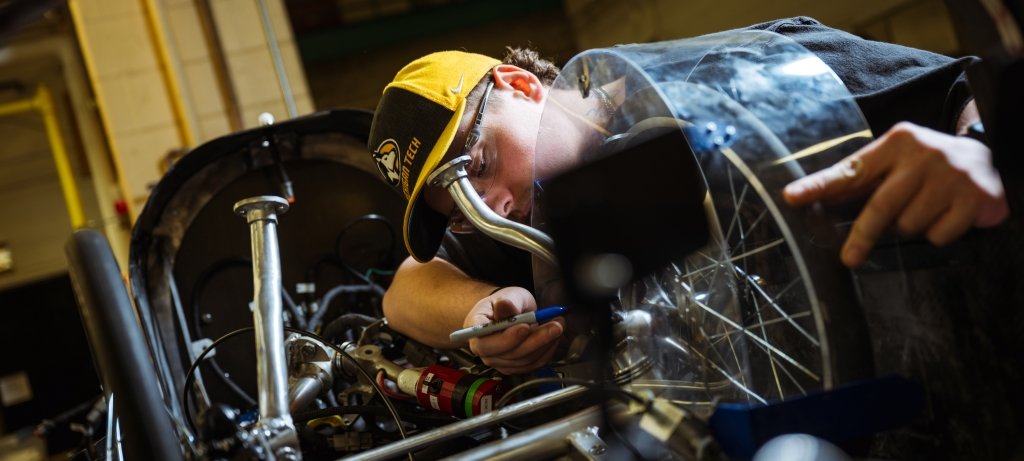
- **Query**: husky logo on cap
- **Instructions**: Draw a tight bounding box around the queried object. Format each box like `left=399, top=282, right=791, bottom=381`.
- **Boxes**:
left=372, top=139, right=402, bottom=187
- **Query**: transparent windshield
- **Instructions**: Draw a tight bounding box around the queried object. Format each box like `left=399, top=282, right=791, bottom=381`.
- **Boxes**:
left=532, top=30, right=873, bottom=408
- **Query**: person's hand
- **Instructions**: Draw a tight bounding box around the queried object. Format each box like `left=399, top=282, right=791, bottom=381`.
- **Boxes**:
left=784, top=122, right=1008, bottom=268
left=464, top=286, right=564, bottom=375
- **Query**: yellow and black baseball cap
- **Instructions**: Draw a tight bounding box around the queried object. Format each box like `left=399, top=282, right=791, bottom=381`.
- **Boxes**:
left=368, top=51, right=499, bottom=262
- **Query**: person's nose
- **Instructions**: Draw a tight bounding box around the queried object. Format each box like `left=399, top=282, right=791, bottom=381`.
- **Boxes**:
left=483, top=187, right=514, bottom=219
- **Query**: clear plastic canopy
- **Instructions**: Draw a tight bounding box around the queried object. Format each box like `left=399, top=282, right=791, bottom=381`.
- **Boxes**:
left=532, top=30, right=874, bottom=407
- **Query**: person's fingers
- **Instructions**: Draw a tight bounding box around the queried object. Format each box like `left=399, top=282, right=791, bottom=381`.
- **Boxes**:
left=469, top=323, right=531, bottom=357
left=481, top=327, right=562, bottom=375
left=488, top=342, right=562, bottom=375
left=785, top=134, right=906, bottom=207
left=970, top=178, right=1011, bottom=228
left=894, top=180, right=953, bottom=236
left=476, top=320, right=563, bottom=360
left=490, top=297, right=528, bottom=319
left=785, top=125, right=939, bottom=208
left=841, top=166, right=924, bottom=267
left=496, top=321, right=564, bottom=361
left=973, top=190, right=1010, bottom=228
left=926, top=196, right=979, bottom=246
left=784, top=157, right=864, bottom=206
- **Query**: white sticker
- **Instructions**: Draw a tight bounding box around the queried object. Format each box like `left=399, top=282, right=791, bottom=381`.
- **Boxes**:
left=480, top=395, right=492, bottom=412
left=0, top=372, right=32, bottom=407
left=429, top=395, right=440, bottom=410
left=420, top=373, right=434, bottom=395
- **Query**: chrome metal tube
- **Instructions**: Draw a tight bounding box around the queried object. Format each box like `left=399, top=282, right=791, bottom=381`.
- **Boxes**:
left=233, top=196, right=291, bottom=421
left=287, top=376, right=322, bottom=414
left=438, top=405, right=602, bottom=461
left=428, top=155, right=558, bottom=266
left=342, top=386, right=588, bottom=461
left=256, top=0, right=298, bottom=119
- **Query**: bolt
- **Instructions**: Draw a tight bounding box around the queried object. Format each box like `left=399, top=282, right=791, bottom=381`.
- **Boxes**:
left=233, top=196, right=289, bottom=224
left=202, top=313, right=213, bottom=324
left=300, top=343, right=316, bottom=359
left=277, top=446, right=300, bottom=461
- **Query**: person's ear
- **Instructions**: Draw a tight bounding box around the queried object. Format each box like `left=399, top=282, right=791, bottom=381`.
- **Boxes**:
left=491, top=64, right=545, bottom=103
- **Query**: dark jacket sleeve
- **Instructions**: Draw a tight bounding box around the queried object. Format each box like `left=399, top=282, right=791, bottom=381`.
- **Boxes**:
left=747, top=16, right=976, bottom=136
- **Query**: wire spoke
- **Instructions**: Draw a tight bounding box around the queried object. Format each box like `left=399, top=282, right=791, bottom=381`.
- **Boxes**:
left=708, top=311, right=812, bottom=342
left=692, top=294, right=820, bottom=382
left=750, top=292, right=785, bottom=399
left=663, top=337, right=768, bottom=405
left=680, top=239, right=785, bottom=279
left=734, top=267, right=818, bottom=346
left=724, top=180, right=750, bottom=243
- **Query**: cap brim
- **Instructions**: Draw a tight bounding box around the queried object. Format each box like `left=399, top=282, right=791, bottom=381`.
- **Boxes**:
left=401, top=100, right=466, bottom=262
left=405, top=196, right=451, bottom=262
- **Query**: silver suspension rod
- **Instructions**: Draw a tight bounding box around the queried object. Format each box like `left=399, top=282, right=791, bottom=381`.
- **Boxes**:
left=234, top=195, right=301, bottom=460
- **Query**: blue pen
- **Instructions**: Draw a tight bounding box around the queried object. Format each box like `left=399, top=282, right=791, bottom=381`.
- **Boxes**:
left=449, top=306, right=567, bottom=344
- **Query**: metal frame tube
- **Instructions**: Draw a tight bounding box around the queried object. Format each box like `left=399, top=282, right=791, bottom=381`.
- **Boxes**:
left=234, top=196, right=291, bottom=420
left=344, top=385, right=588, bottom=461
left=428, top=155, right=557, bottom=266
left=256, top=0, right=298, bottom=119
left=439, top=405, right=602, bottom=461
left=234, top=195, right=301, bottom=459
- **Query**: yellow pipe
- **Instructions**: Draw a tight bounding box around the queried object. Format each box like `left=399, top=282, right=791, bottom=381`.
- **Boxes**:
left=35, top=85, right=87, bottom=228
left=0, top=98, right=36, bottom=116
left=141, top=0, right=196, bottom=147
left=0, top=86, right=87, bottom=228
left=67, top=0, right=136, bottom=219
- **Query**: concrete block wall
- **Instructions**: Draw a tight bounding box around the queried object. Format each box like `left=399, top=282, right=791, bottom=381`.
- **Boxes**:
left=71, top=0, right=313, bottom=217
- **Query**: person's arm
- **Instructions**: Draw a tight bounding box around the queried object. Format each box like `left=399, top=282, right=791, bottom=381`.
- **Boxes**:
left=383, top=256, right=564, bottom=374
left=383, top=256, right=495, bottom=348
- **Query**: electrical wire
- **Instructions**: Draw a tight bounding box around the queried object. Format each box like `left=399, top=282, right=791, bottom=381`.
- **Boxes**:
left=189, top=258, right=258, bottom=407
left=183, top=328, right=251, bottom=433
left=182, top=327, right=409, bottom=446
left=189, top=257, right=307, bottom=404
left=307, top=283, right=378, bottom=331
left=301, top=213, right=398, bottom=328
left=333, top=214, right=397, bottom=270
left=284, top=326, right=408, bottom=444
left=364, top=266, right=395, bottom=276
left=376, top=370, right=415, bottom=401
left=281, top=287, right=306, bottom=330
left=262, top=133, right=295, bottom=203
left=320, top=313, right=377, bottom=344
left=293, top=405, right=454, bottom=428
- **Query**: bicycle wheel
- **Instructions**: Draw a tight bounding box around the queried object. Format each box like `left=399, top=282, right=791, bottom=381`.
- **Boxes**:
left=536, top=33, right=875, bottom=409
left=619, top=141, right=872, bottom=409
